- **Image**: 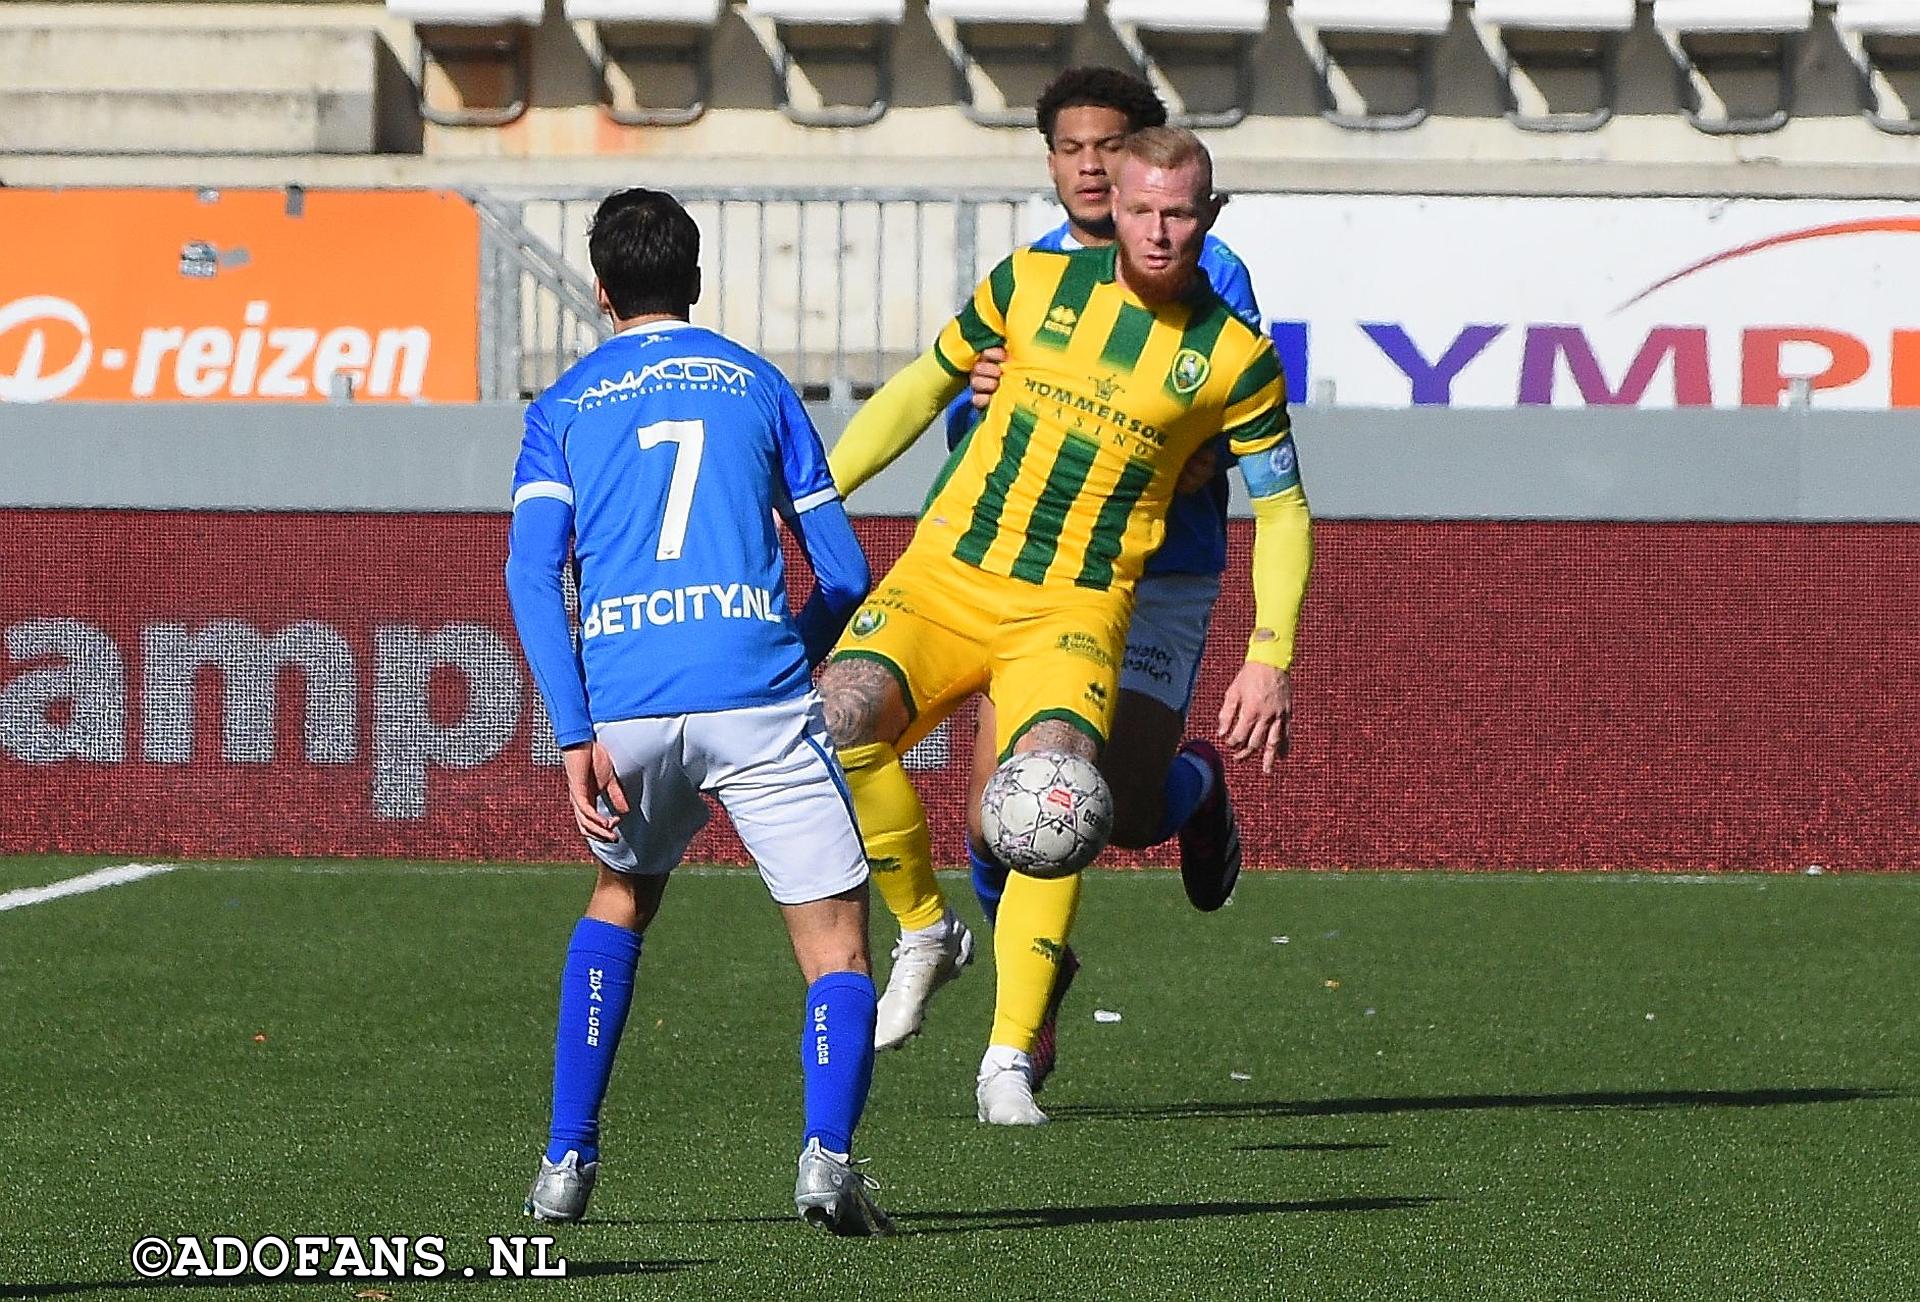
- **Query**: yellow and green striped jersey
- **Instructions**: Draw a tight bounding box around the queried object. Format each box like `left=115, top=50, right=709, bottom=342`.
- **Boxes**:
left=921, top=244, right=1293, bottom=593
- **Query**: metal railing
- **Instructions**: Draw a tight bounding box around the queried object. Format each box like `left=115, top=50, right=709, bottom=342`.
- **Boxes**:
left=471, top=186, right=1058, bottom=400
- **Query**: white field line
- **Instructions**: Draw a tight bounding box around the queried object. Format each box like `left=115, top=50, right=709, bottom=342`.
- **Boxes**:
left=0, top=862, right=178, bottom=913
left=184, top=862, right=1000, bottom=880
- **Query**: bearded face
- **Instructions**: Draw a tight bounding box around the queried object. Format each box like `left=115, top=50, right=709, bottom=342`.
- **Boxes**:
left=1110, top=155, right=1216, bottom=306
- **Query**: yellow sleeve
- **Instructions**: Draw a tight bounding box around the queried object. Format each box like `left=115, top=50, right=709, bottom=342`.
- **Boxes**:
left=930, top=253, right=1017, bottom=378
left=1247, top=484, right=1312, bottom=671
left=1220, top=337, right=1290, bottom=458
left=827, top=351, right=966, bottom=497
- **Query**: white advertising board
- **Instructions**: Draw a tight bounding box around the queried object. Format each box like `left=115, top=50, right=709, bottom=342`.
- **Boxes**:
left=1193, top=195, right=1920, bottom=411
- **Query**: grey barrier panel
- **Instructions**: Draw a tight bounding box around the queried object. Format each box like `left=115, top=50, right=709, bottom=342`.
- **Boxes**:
left=1, top=402, right=1915, bottom=522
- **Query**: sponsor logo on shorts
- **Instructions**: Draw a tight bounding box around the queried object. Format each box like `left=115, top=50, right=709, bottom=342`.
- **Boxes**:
left=1084, top=681, right=1109, bottom=709
left=1123, top=643, right=1177, bottom=686
left=849, top=608, right=887, bottom=638
left=1055, top=631, right=1114, bottom=668
left=1169, top=348, right=1211, bottom=395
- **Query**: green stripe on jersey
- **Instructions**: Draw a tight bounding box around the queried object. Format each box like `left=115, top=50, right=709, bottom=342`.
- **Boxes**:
left=1098, top=303, right=1156, bottom=374
left=1075, top=458, right=1154, bottom=590
left=1226, top=404, right=1289, bottom=452
left=1033, top=252, right=1104, bottom=351
left=1009, top=432, right=1098, bottom=584
left=954, top=408, right=1035, bottom=568
left=1226, top=347, right=1282, bottom=408
left=988, top=257, right=1017, bottom=318
left=955, top=299, right=1002, bottom=356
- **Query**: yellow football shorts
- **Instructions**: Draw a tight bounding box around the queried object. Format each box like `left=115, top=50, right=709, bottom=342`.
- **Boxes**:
left=832, top=541, right=1131, bottom=757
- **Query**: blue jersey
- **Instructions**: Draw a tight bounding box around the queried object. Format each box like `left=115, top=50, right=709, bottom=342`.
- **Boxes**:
left=507, top=320, right=866, bottom=744
left=941, top=222, right=1262, bottom=577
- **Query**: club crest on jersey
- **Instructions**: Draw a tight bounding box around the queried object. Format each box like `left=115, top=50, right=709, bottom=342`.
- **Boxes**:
left=1042, top=305, right=1079, bottom=336
left=1169, top=348, right=1211, bottom=395
left=849, top=608, right=886, bottom=638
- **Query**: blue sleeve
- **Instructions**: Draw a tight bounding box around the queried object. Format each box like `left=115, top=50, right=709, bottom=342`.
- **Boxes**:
left=1203, top=241, right=1261, bottom=332
left=771, top=377, right=872, bottom=664
left=504, top=402, right=592, bottom=747
left=771, top=378, right=837, bottom=513
left=942, top=392, right=978, bottom=451
left=787, top=498, right=870, bottom=666
left=511, top=394, right=573, bottom=500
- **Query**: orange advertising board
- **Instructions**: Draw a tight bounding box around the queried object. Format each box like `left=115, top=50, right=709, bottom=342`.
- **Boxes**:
left=0, top=189, right=479, bottom=403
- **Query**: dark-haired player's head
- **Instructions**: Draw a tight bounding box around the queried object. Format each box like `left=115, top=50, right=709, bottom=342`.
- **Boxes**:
left=588, top=188, right=702, bottom=323
left=1035, top=67, right=1169, bottom=244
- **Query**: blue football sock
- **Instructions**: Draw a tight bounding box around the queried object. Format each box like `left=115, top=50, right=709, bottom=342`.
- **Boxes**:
left=970, top=840, right=1008, bottom=926
left=545, top=917, right=643, bottom=1165
left=800, top=971, right=878, bottom=1155
left=1151, top=750, right=1217, bottom=846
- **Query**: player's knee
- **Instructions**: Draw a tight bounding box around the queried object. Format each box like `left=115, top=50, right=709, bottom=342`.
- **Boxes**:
left=1108, top=804, right=1162, bottom=850
left=1011, top=719, right=1097, bottom=761
left=819, top=656, right=907, bottom=749
left=586, top=866, right=664, bottom=932
left=1100, top=757, right=1165, bottom=849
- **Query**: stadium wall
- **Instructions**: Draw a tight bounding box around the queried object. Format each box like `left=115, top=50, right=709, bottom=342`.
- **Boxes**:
left=2, top=404, right=1915, bottom=871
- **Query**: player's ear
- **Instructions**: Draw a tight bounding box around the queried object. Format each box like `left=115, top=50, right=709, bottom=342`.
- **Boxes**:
left=1202, top=191, right=1225, bottom=232
left=688, top=266, right=703, bottom=311
left=593, top=280, right=613, bottom=320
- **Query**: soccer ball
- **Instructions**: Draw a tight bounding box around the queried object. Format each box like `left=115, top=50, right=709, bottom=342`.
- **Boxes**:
left=980, top=750, right=1114, bottom=879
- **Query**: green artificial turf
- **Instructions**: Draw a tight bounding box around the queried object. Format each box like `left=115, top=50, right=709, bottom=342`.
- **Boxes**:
left=1, top=860, right=1915, bottom=1301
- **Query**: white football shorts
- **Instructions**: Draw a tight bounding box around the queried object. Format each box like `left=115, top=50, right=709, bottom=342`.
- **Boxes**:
left=1118, top=571, right=1223, bottom=715
left=587, top=693, right=868, bottom=906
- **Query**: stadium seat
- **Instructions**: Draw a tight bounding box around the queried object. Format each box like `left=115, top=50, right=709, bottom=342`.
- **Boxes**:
left=564, top=0, right=726, bottom=126
left=743, top=0, right=907, bottom=127
left=1105, top=0, right=1271, bottom=129
left=1288, top=0, right=1454, bottom=131
left=1652, top=0, right=1813, bottom=135
left=928, top=0, right=1090, bottom=128
left=1471, top=1, right=1637, bottom=132
left=386, top=0, right=544, bottom=127
left=1835, top=0, right=1920, bottom=134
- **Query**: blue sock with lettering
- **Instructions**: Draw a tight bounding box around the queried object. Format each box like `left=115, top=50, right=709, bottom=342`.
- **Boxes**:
left=970, top=841, right=1008, bottom=926
left=1152, top=750, right=1216, bottom=845
left=545, top=918, right=643, bottom=1165
left=800, top=971, right=878, bottom=1155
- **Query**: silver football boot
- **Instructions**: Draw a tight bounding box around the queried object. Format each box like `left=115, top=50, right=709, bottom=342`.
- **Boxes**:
left=524, top=1150, right=598, bottom=1223
left=794, top=1138, right=896, bottom=1237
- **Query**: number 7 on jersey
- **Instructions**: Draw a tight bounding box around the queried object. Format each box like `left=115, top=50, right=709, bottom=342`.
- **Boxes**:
left=636, top=418, right=705, bottom=561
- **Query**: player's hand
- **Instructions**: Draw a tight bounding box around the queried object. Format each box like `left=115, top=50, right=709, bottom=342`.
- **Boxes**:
left=562, top=740, right=628, bottom=842
left=969, top=346, right=1006, bottom=409
left=1218, top=663, right=1292, bottom=773
left=1176, top=443, right=1219, bottom=495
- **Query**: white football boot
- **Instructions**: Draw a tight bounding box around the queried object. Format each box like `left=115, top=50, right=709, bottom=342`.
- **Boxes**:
left=874, top=912, right=974, bottom=1050
left=976, top=1047, right=1050, bottom=1126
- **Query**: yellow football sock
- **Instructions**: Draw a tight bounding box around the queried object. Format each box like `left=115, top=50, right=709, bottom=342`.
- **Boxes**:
left=837, top=741, right=947, bottom=932
left=989, top=870, right=1082, bottom=1053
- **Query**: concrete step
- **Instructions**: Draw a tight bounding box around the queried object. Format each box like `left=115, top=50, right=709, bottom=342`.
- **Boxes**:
left=0, top=87, right=387, bottom=155
left=0, top=24, right=388, bottom=93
